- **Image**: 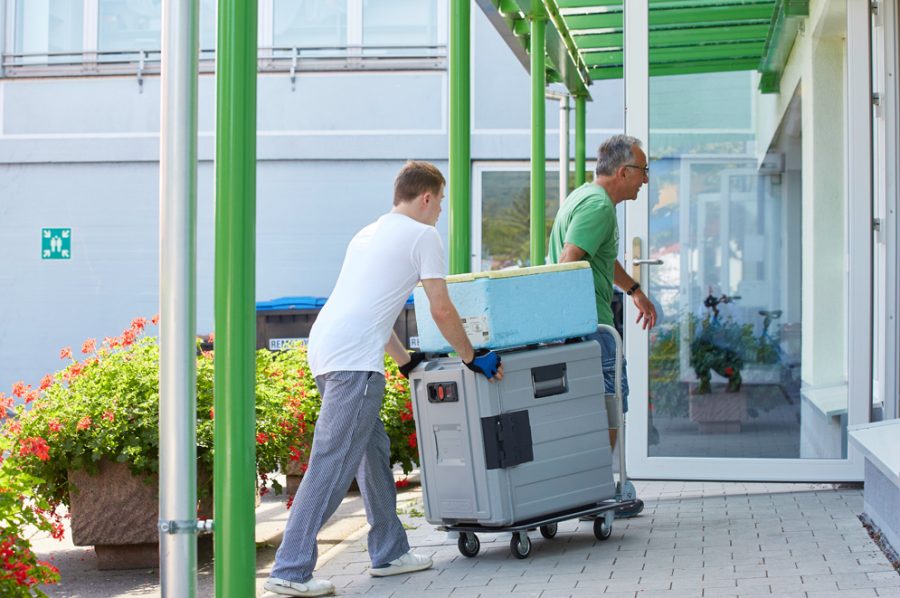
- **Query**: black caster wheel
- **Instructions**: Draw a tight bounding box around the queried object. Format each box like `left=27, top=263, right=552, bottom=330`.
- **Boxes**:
left=458, top=533, right=480, bottom=557
left=510, top=532, right=532, bottom=559
left=539, top=523, right=558, bottom=539
left=593, top=517, right=612, bottom=541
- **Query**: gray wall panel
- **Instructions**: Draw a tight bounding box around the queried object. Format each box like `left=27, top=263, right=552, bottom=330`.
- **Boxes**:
left=0, top=159, right=449, bottom=392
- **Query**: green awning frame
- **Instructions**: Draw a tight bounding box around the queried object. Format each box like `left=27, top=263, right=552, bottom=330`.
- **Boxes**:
left=478, top=0, right=809, bottom=95
left=758, top=0, right=809, bottom=93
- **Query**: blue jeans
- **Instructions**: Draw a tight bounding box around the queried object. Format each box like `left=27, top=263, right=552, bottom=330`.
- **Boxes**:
left=585, top=327, right=630, bottom=413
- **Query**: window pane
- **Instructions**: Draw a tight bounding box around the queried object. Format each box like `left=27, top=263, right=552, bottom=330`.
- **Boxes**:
left=200, top=0, right=216, bottom=51
left=362, top=0, right=437, bottom=47
left=273, top=0, right=348, bottom=48
left=15, top=0, right=83, bottom=58
left=480, top=169, right=561, bottom=271
left=98, top=0, right=162, bottom=52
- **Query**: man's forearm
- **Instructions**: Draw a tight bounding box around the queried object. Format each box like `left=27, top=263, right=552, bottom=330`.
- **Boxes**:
left=614, top=260, right=638, bottom=292
left=385, top=331, right=410, bottom=365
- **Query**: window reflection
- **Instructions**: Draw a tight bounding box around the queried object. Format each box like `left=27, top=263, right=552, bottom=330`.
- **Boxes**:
left=14, top=0, right=83, bottom=60
left=363, top=0, right=437, bottom=48
left=98, top=0, right=162, bottom=52
left=273, top=0, right=348, bottom=49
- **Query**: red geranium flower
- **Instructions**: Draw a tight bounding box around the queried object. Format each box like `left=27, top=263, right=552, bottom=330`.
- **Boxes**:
left=256, top=432, right=268, bottom=444
left=47, top=419, right=62, bottom=433
left=407, top=432, right=417, bottom=449
left=39, top=375, right=53, bottom=391
left=76, top=416, right=92, bottom=431
left=25, top=390, right=39, bottom=404
left=121, top=329, right=137, bottom=347
left=102, top=411, right=114, bottom=422
left=152, top=313, right=160, bottom=326
left=131, top=317, right=147, bottom=332
left=395, top=477, right=410, bottom=489
left=19, top=437, right=50, bottom=461
left=11, top=381, right=27, bottom=398
left=59, top=347, right=72, bottom=360
left=724, top=367, right=735, bottom=377
left=81, top=338, right=96, bottom=354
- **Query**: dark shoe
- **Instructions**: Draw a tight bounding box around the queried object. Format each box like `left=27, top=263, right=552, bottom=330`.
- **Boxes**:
left=615, top=498, right=644, bottom=519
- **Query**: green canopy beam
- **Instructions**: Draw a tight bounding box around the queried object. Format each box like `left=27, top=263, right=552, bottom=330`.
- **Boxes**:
left=758, top=0, right=809, bottom=93
left=214, top=0, right=257, bottom=595
left=449, top=0, right=471, bottom=274
left=575, top=94, right=586, bottom=188
left=530, top=7, right=547, bottom=266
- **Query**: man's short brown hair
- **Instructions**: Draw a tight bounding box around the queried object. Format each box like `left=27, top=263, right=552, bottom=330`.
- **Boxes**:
left=394, top=161, right=446, bottom=206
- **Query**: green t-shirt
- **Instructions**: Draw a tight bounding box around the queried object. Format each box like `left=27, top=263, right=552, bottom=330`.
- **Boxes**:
left=547, top=182, right=618, bottom=326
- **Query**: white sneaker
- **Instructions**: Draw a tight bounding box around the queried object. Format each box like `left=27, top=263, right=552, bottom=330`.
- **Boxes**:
left=369, top=551, right=433, bottom=577
left=264, top=576, right=335, bottom=597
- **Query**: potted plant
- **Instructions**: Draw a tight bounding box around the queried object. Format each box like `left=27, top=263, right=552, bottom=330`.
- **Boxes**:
left=688, top=295, right=754, bottom=433
left=258, top=343, right=419, bottom=495
left=2, top=317, right=420, bottom=570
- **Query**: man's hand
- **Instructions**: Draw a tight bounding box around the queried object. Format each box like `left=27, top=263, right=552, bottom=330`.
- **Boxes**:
left=398, top=351, right=427, bottom=379
left=632, top=290, right=657, bottom=330
left=464, top=349, right=504, bottom=382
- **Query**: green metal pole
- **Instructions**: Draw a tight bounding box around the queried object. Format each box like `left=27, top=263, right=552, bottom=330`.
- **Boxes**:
left=575, top=95, right=586, bottom=187
left=530, top=10, right=547, bottom=266
left=449, top=0, right=471, bottom=274
left=214, top=0, right=257, bottom=595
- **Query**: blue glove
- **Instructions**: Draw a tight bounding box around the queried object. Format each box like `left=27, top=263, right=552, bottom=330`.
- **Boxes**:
left=398, top=351, right=426, bottom=379
left=464, top=349, right=501, bottom=379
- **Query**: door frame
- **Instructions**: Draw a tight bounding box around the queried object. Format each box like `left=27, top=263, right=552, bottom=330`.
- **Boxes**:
left=622, top=0, right=872, bottom=481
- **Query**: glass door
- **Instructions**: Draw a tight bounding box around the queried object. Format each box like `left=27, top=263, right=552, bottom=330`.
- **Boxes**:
left=623, top=0, right=870, bottom=480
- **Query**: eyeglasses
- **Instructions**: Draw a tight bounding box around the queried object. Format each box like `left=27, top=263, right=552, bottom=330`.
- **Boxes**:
left=624, top=164, right=650, bottom=175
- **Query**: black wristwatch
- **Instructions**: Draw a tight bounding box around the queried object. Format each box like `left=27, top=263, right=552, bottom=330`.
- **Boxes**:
left=626, top=282, right=641, bottom=296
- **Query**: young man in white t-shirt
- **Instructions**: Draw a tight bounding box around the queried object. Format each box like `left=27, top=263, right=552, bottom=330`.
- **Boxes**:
left=266, top=161, right=503, bottom=598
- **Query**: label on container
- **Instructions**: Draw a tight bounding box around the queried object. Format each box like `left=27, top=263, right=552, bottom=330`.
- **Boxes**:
left=460, top=316, right=490, bottom=345
left=269, top=338, right=307, bottom=351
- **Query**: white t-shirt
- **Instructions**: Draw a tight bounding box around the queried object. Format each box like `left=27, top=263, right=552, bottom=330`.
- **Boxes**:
left=308, top=212, right=446, bottom=377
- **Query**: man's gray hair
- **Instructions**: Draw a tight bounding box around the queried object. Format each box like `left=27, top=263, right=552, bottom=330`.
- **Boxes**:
left=595, top=134, right=643, bottom=176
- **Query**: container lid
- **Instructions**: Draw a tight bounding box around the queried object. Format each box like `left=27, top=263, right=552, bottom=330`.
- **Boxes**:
left=444, top=261, right=590, bottom=283
left=256, top=296, right=327, bottom=311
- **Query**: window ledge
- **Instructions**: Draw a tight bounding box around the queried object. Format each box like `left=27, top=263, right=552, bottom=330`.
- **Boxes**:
left=801, top=383, right=848, bottom=418
left=849, top=420, right=900, bottom=487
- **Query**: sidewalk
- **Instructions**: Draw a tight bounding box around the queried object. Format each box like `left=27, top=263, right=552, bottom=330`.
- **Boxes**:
left=285, top=481, right=899, bottom=598
left=35, top=478, right=899, bottom=597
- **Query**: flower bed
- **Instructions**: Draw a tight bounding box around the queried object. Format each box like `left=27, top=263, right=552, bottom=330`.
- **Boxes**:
left=1, top=316, right=418, bottom=575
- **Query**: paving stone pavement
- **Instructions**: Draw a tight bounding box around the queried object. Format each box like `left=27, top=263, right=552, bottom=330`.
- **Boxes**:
left=274, top=481, right=900, bottom=598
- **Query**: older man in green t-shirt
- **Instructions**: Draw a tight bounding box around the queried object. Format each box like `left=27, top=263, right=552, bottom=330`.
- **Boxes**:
left=548, top=134, right=657, bottom=518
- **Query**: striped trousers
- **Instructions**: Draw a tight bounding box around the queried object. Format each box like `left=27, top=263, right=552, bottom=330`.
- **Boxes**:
left=270, top=370, right=410, bottom=583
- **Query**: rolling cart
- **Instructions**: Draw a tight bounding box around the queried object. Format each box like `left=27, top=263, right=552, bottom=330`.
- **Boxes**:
left=408, top=324, right=635, bottom=559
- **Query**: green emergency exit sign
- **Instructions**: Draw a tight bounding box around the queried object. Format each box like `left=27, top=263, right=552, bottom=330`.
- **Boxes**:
left=42, top=228, right=71, bottom=260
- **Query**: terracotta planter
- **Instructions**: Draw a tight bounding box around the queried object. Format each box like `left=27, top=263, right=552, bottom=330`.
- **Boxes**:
left=68, top=459, right=213, bottom=570
left=689, top=389, right=747, bottom=434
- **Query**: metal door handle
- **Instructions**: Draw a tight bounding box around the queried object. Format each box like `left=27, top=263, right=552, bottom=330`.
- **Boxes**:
left=633, top=259, right=663, bottom=265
